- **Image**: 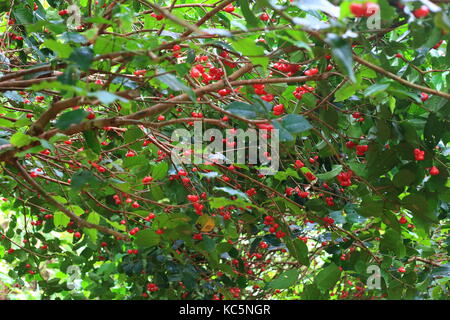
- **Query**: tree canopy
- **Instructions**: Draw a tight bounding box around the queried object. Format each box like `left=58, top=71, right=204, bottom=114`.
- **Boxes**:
left=0, top=0, right=449, bottom=300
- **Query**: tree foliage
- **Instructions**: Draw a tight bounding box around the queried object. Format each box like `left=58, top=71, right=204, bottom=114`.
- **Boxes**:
left=0, top=0, right=449, bottom=300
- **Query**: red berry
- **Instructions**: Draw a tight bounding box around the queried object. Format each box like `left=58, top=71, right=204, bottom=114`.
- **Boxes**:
left=260, top=13, right=270, bottom=21
left=429, top=166, right=439, bottom=176
left=349, top=3, right=365, bottom=17
left=413, top=6, right=429, bottom=18
left=224, top=4, right=235, bottom=13
left=420, top=92, right=429, bottom=102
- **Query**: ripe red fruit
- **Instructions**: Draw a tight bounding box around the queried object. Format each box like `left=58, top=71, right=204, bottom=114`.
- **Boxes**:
left=304, top=68, right=318, bottom=76
left=414, top=148, right=425, bottom=161
left=294, top=160, right=304, bottom=169
left=157, top=115, right=165, bottom=121
left=413, top=6, right=429, bottom=18
left=356, top=144, right=369, bottom=156
left=58, top=9, right=68, bottom=16
left=223, top=4, right=235, bottom=13
left=346, top=141, right=356, bottom=149
left=260, top=94, right=273, bottom=102
left=187, top=195, right=199, bottom=202
left=399, top=216, right=407, bottom=224
left=352, top=111, right=361, bottom=119
left=398, top=267, right=406, bottom=273
left=74, top=232, right=81, bottom=238
left=142, top=176, right=154, bottom=184
left=429, top=166, right=439, bottom=176
left=218, top=88, right=231, bottom=96
left=273, top=104, right=285, bottom=116
left=172, top=45, right=181, bottom=51
left=349, top=3, right=365, bottom=17
left=260, top=13, right=269, bottom=21
left=420, top=92, right=429, bottom=102
left=132, top=201, right=140, bottom=208
left=193, top=233, right=203, bottom=240
left=395, top=53, right=403, bottom=59
left=363, top=2, right=379, bottom=17
left=126, top=150, right=136, bottom=157
left=87, top=112, right=95, bottom=120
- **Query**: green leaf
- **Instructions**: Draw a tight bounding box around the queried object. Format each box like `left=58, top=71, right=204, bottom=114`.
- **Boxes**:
left=224, top=102, right=257, bottom=119
left=281, top=114, right=313, bottom=134
left=380, top=229, right=406, bottom=258
left=268, top=270, right=300, bottom=289
left=69, top=47, right=94, bottom=71
left=10, top=132, right=34, bottom=147
left=84, top=212, right=100, bottom=243
left=87, top=91, right=128, bottom=105
left=152, top=162, right=169, bottom=180
left=70, top=170, right=101, bottom=190
left=156, top=71, right=195, bottom=101
left=357, top=196, right=384, bottom=217
left=315, top=165, right=343, bottom=180
left=325, top=34, right=355, bottom=82
left=238, top=0, right=260, bottom=28
left=287, top=238, right=309, bottom=266
left=334, top=83, right=356, bottom=102
left=315, top=263, right=341, bottom=291
left=135, top=229, right=160, bottom=248
left=42, top=39, right=73, bottom=59
left=364, top=83, right=390, bottom=97
left=54, top=211, right=70, bottom=228
left=55, top=109, right=88, bottom=130
left=232, top=38, right=268, bottom=70
left=83, top=131, right=101, bottom=154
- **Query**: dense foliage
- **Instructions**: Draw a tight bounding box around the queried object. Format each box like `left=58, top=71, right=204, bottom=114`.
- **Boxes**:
left=0, top=0, right=449, bottom=300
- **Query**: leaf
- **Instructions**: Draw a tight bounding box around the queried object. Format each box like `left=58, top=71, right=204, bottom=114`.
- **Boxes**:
left=83, top=131, right=101, bottom=154
left=70, top=170, right=101, bottom=190
left=69, top=47, right=93, bottom=71
left=10, top=132, right=34, bottom=147
left=334, top=83, right=356, bottom=102
left=232, top=38, right=268, bottom=70
left=224, top=102, right=257, bottom=119
left=364, top=83, right=390, bottom=97
left=87, top=91, right=129, bottom=105
left=42, top=39, right=73, bottom=59
left=269, top=270, right=300, bottom=289
left=380, top=229, right=406, bottom=258
left=152, top=162, right=168, bottom=180
left=197, top=215, right=216, bottom=232
left=315, top=165, right=343, bottom=180
left=84, top=212, right=100, bottom=243
left=402, top=194, right=438, bottom=224
left=213, top=187, right=250, bottom=200
left=315, top=263, right=341, bottom=291
left=287, top=238, right=309, bottom=266
left=238, top=0, right=260, bottom=28
left=281, top=114, right=313, bottom=134
left=293, top=0, right=340, bottom=18
left=54, top=211, right=70, bottom=228
left=325, top=34, right=355, bottom=82
left=135, top=229, right=160, bottom=248
left=357, top=196, right=384, bottom=217
left=54, top=109, right=88, bottom=130
left=156, top=71, right=195, bottom=101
